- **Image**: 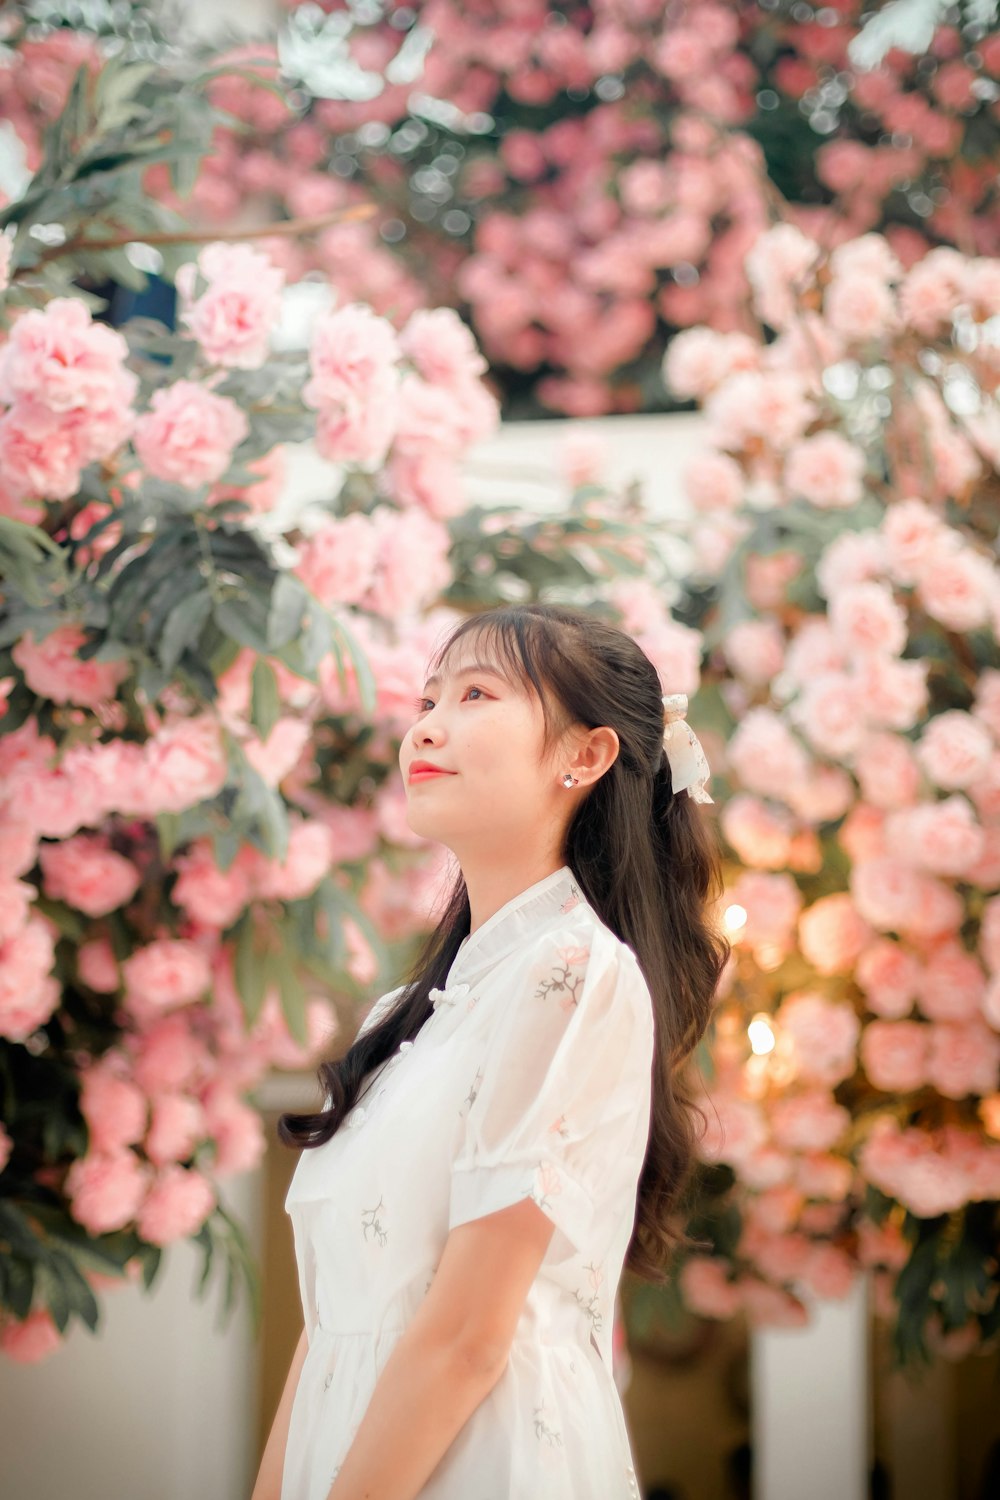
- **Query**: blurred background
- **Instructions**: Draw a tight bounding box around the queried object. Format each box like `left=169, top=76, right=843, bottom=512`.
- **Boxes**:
left=0, top=1, right=998, bottom=1497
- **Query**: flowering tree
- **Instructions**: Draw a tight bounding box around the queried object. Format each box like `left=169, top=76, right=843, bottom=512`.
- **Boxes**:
left=0, top=45, right=676, bottom=1364
left=660, top=222, right=1000, bottom=1365
left=16, top=0, right=987, bottom=419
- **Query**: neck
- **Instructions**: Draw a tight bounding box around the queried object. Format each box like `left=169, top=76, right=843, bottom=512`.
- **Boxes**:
left=461, top=857, right=567, bottom=936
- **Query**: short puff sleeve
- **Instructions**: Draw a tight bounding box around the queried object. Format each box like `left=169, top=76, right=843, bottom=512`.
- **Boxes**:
left=448, top=931, right=654, bottom=1262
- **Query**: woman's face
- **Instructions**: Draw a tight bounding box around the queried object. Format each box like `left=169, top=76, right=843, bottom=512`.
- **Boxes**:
left=399, top=641, right=571, bottom=863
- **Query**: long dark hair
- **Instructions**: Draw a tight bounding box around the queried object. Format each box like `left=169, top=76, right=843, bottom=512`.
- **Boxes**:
left=278, top=603, right=729, bottom=1281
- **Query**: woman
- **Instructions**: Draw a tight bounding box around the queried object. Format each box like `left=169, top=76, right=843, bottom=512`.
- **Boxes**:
left=252, top=602, right=728, bottom=1500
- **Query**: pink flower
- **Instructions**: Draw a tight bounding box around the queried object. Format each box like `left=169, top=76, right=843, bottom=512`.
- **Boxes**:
left=130, top=1013, right=209, bottom=1095
left=394, top=373, right=498, bottom=453
left=0, top=918, right=57, bottom=1042
left=39, top=834, right=140, bottom=917
left=678, top=1256, right=743, bottom=1319
left=829, top=581, right=907, bottom=659
left=172, top=840, right=253, bottom=929
left=722, top=620, right=785, bottom=685
left=794, top=1154, right=853, bottom=1202
left=0, top=296, right=130, bottom=415
left=12, top=624, right=128, bottom=707
left=178, top=242, right=285, bottom=369
left=77, top=938, right=120, bottom=993
left=784, top=432, right=866, bottom=509
left=242, top=716, right=311, bottom=787
left=823, top=271, right=897, bottom=341
left=861, top=1020, right=928, bottom=1092
left=886, top=798, right=985, bottom=879
left=361, top=506, right=453, bottom=619
left=635, top=617, right=703, bottom=700
left=917, top=712, right=993, bottom=791
left=145, top=1093, right=205, bottom=1166
left=295, top=514, right=380, bottom=607
left=926, top=1021, right=1000, bottom=1100
left=745, top=224, right=820, bottom=330
left=726, top=708, right=810, bottom=800
left=252, top=819, right=333, bottom=902
left=917, top=544, right=996, bottom=632
left=0, top=1121, right=11, bottom=1174
left=856, top=939, right=921, bottom=1019
left=133, top=380, right=249, bottom=488
left=0, top=1308, right=63, bottom=1364
left=694, top=1092, right=768, bottom=1167
left=881, top=498, right=947, bottom=585
left=855, top=732, right=920, bottom=810
left=682, top=451, right=744, bottom=512
left=776, top=990, right=860, bottom=1086
left=145, top=715, right=228, bottom=812
left=789, top=672, right=867, bottom=759
left=314, top=397, right=398, bottom=467
left=801, top=1244, right=857, bottom=1300
left=851, top=654, right=928, bottom=732
left=79, top=1060, right=147, bottom=1152
left=387, top=450, right=466, bottom=520
left=721, top=795, right=794, bottom=870
left=798, top=894, right=872, bottom=976
left=916, top=943, right=988, bottom=1024
left=815, top=530, right=888, bottom=598
left=135, top=1163, right=215, bottom=1245
left=304, top=302, right=400, bottom=410
left=201, top=1082, right=265, bottom=1175
left=399, top=308, right=487, bottom=386
left=973, top=670, right=1000, bottom=741
left=900, top=248, right=966, bottom=334
left=769, top=1090, right=851, bottom=1152
left=780, top=618, right=845, bottom=686
left=122, top=939, right=212, bottom=1014
left=0, top=876, right=33, bottom=943
left=66, top=1148, right=151, bottom=1234
left=663, top=328, right=759, bottom=399
left=706, top=371, right=815, bottom=452
left=730, top=870, right=803, bottom=952
left=739, top=1279, right=809, bottom=1329
left=785, top=768, right=857, bottom=828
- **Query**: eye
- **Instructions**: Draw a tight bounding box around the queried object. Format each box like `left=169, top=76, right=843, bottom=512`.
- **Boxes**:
left=413, top=685, right=488, bottom=712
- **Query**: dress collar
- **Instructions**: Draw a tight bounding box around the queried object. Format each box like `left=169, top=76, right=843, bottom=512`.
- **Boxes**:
left=440, top=864, right=584, bottom=992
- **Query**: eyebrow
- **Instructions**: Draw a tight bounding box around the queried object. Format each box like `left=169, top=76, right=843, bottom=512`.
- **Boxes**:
left=422, top=662, right=507, bottom=690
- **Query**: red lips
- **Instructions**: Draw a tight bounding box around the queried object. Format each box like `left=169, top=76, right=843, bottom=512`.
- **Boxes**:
left=408, top=760, right=456, bottom=780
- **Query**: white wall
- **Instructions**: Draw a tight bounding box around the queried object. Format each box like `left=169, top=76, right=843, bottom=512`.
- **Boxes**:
left=0, top=1173, right=259, bottom=1500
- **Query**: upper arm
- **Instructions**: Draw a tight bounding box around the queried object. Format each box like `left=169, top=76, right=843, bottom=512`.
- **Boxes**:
left=408, top=1199, right=556, bottom=1373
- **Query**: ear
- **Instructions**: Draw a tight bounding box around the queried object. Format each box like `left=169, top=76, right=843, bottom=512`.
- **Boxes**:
left=568, top=725, right=619, bottom=787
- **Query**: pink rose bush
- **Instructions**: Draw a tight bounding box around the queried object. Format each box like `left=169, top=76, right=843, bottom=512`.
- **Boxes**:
left=0, top=44, right=644, bottom=1362
left=666, top=222, right=1000, bottom=1362
left=82, top=2, right=996, bottom=420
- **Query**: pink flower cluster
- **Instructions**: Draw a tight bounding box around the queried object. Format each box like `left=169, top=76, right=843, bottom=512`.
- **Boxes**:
left=177, top=242, right=286, bottom=370
left=301, top=302, right=498, bottom=502
left=0, top=298, right=137, bottom=513
left=677, top=224, right=1000, bottom=1332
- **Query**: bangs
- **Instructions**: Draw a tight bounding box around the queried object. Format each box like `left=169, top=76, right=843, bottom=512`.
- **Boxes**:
left=430, top=610, right=571, bottom=748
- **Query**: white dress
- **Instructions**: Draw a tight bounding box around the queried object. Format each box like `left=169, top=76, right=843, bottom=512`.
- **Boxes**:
left=282, top=863, right=654, bottom=1500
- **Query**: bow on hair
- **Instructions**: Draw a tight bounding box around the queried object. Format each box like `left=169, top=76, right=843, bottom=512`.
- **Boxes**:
left=661, top=693, right=714, bottom=805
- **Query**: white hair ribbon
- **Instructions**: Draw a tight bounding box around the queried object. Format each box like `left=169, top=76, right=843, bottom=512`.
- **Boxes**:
left=661, top=693, right=714, bottom=805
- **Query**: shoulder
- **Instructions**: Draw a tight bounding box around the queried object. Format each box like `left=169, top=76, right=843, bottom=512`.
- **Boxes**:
left=522, top=906, right=653, bottom=1025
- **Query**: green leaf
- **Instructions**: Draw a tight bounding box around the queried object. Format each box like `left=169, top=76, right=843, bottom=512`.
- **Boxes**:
left=250, top=658, right=281, bottom=741
left=214, top=597, right=271, bottom=655
left=158, top=590, right=213, bottom=673
left=266, top=574, right=306, bottom=651
left=269, top=949, right=308, bottom=1049
left=2, top=1260, right=35, bottom=1320
left=234, top=915, right=268, bottom=1025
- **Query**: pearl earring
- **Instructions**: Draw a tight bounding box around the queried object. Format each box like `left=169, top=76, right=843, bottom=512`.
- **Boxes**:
left=562, top=773, right=579, bottom=787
